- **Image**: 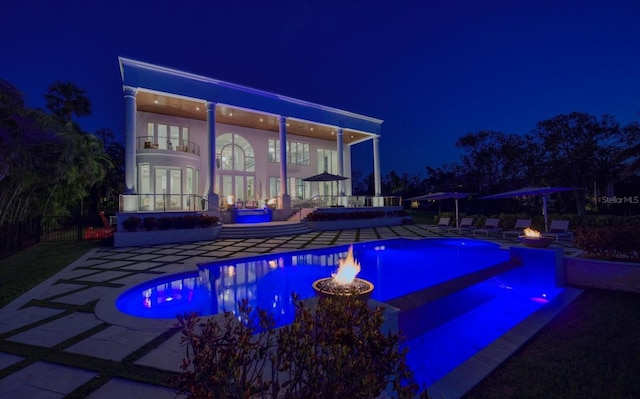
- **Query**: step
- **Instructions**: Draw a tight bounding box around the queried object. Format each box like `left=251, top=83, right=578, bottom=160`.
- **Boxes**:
left=217, top=222, right=312, bottom=239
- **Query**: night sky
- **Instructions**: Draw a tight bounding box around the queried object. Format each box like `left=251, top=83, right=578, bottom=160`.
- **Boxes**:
left=3, top=0, right=639, bottom=177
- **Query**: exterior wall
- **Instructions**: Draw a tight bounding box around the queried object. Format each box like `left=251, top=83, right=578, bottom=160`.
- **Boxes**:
left=564, top=257, right=640, bottom=293
left=135, top=111, right=349, bottom=210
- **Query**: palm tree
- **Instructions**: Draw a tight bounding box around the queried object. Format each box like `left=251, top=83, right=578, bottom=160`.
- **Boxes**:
left=44, top=81, right=91, bottom=124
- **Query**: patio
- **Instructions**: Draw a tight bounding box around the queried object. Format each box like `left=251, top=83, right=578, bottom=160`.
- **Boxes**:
left=0, top=224, right=582, bottom=398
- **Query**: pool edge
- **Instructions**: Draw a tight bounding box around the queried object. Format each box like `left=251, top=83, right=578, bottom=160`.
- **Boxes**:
left=426, top=286, right=583, bottom=399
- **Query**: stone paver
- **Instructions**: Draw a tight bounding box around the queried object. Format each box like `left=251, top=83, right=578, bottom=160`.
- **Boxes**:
left=0, top=361, right=97, bottom=398
left=135, top=331, right=185, bottom=372
left=87, top=378, right=187, bottom=399
left=8, top=312, right=104, bottom=347
left=0, top=307, right=65, bottom=334
left=53, top=286, right=120, bottom=306
left=65, top=325, right=165, bottom=361
left=0, top=352, right=24, bottom=369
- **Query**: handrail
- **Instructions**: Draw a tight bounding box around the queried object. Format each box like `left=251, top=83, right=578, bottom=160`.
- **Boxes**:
left=137, top=136, right=200, bottom=156
left=294, top=195, right=324, bottom=209
left=120, top=193, right=402, bottom=212
left=120, top=193, right=218, bottom=213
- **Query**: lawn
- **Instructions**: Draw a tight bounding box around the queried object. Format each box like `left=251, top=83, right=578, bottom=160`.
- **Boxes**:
left=463, top=288, right=640, bottom=398
left=0, top=240, right=100, bottom=308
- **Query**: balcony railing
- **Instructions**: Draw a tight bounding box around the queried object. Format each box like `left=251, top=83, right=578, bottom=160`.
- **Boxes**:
left=293, top=195, right=403, bottom=208
left=137, top=136, right=200, bottom=156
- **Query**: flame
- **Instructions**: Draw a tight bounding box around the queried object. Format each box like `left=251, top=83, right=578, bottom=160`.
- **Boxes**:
left=332, top=245, right=361, bottom=285
left=524, top=227, right=541, bottom=238
left=226, top=195, right=234, bottom=205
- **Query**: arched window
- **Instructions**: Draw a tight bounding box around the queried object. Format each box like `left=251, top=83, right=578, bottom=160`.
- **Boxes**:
left=216, top=133, right=255, bottom=172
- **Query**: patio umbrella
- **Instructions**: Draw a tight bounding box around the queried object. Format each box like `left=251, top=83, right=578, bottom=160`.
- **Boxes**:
left=480, top=187, right=576, bottom=232
left=408, top=192, right=470, bottom=228
left=302, top=171, right=348, bottom=202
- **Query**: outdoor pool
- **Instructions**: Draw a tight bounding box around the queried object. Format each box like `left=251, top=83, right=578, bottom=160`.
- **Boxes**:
left=115, top=237, right=566, bottom=390
left=116, top=238, right=510, bottom=322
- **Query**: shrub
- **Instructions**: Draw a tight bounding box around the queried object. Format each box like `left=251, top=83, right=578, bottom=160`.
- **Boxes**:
left=125, top=215, right=220, bottom=232
left=175, top=295, right=427, bottom=399
left=157, top=217, right=176, bottom=230
left=142, top=217, right=157, bottom=231
left=306, top=210, right=392, bottom=222
left=122, top=216, right=141, bottom=232
left=198, top=215, right=219, bottom=227
left=574, top=225, right=640, bottom=261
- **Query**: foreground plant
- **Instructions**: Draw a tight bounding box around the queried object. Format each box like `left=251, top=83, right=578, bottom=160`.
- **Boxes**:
left=175, top=295, right=427, bottom=399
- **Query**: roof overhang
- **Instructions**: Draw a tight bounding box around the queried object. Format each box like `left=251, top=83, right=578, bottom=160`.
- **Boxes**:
left=119, top=57, right=382, bottom=144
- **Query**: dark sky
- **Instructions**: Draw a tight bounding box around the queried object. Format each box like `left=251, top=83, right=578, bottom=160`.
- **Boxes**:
left=3, top=0, right=639, bottom=177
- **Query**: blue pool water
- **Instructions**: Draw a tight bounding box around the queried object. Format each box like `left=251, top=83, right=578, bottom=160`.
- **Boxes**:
left=116, top=238, right=508, bottom=322
left=115, top=238, right=564, bottom=388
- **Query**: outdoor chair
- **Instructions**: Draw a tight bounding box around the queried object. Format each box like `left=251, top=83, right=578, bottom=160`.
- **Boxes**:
left=426, top=217, right=450, bottom=231
left=542, top=220, right=573, bottom=242
left=448, top=217, right=474, bottom=234
left=502, top=219, right=532, bottom=239
left=472, top=218, right=501, bottom=236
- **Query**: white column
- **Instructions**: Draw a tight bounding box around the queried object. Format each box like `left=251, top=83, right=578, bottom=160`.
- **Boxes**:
left=373, top=136, right=381, bottom=196
left=206, top=102, right=219, bottom=210
left=123, top=86, right=137, bottom=195
left=278, top=116, right=291, bottom=209
left=336, top=128, right=345, bottom=195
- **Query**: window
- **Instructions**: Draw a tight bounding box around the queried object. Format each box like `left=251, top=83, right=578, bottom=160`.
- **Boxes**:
left=146, top=122, right=190, bottom=150
left=269, top=177, right=307, bottom=199
left=269, top=177, right=280, bottom=198
left=268, top=138, right=309, bottom=165
left=216, top=133, right=255, bottom=172
left=317, top=149, right=338, bottom=173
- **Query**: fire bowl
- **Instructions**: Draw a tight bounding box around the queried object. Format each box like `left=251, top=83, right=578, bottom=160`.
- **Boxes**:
left=312, top=277, right=374, bottom=302
left=518, top=235, right=554, bottom=248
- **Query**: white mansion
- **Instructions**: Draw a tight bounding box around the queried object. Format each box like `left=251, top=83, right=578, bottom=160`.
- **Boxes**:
left=118, top=57, right=384, bottom=214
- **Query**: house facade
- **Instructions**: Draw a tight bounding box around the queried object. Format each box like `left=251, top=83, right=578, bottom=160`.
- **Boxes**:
left=118, top=57, right=383, bottom=214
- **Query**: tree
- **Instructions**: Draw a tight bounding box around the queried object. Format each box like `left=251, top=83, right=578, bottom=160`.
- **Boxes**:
left=381, top=171, right=427, bottom=199
left=424, top=163, right=466, bottom=192
left=455, top=131, right=536, bottom=194
left=44, top=81, right=91, bottom=124
left=91, top=128, right=124, bottom=212
left=533, top=112, right=622, bottom=216
left=0, top=80, right=108, bottom=225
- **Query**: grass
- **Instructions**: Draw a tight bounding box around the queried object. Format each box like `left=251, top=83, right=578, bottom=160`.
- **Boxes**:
left=0, top=240, right=101, bottom=308
left=463, top=288, right=640, bottom=398
left=2, top=237, right=640, bottom=398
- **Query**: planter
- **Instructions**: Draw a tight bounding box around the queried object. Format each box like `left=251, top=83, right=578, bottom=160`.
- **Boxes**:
left=305, top=217, right=403, bottom=231
left=114, top=225, right=222, bottom=247
left=312, top=277, right=374, bottom=302
left=518, top=235, right=554, bottom=248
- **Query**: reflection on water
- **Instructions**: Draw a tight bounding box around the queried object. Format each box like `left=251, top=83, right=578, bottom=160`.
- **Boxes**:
left=116, top=239, right=508, bottom=326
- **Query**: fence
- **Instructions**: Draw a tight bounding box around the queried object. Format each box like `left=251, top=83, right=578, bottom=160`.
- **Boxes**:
left=0, top=214, right=111, bottom=260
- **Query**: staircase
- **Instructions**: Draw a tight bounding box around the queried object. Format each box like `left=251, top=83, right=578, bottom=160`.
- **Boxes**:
left=287, top=208, right=315, bottom=222
left=217, top=221, right=312, bottom=239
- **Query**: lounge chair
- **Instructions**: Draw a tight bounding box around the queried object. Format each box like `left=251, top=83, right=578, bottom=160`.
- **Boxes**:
left=448, top=217, right=474, bottom=234
left=426, top=217, right=451, bottom=231
left=502, top=219, right=532, bottom=239
left=542, top=220, right=573, bottom=242
left=472, top=218, right=501, bottom=236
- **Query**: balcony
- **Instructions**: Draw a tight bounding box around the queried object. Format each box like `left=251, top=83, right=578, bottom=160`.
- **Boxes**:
left=137, top=136, right=200, bottom=156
